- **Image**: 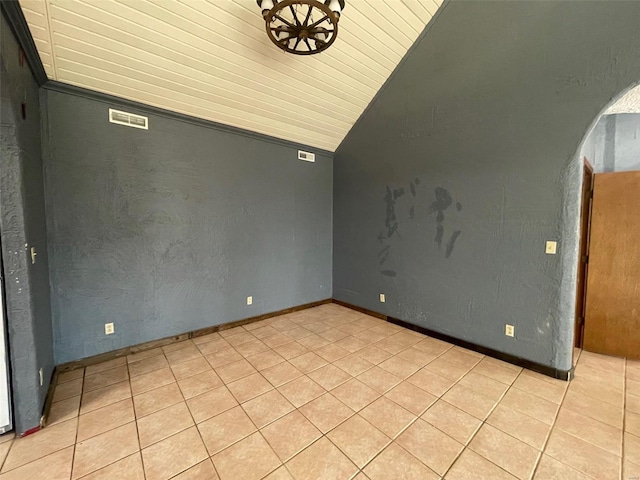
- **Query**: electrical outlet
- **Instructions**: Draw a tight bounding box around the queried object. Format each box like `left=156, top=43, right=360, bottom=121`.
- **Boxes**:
left=39, top=368, right=43, bottom=386
left=379, top=293, right=386, bottom=303
left=545, top=241, right=557, bottom=255
left=505, top=324, right=515, bottom=337
left=247, top=296, right=253, bottom=306
left=105, top=322, right=115, bottom=335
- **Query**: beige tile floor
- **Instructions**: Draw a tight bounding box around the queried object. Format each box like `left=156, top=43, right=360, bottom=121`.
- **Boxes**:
left=0, top=303, right=638, bottom=480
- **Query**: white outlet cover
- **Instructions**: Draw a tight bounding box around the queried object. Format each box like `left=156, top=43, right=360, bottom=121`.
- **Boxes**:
left=505, top=324, right=515, bottom=337
left=545, top=241, right=557, bottom=255
left=105, top=323, right=115, bottom=335
left=247, top=296, right=253, bottom=305
left=379, top=293, right=386, bottom=303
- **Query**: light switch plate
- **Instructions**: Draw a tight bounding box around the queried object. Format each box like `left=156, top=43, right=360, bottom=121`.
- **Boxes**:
left=247, top=296, right=253, bottom=306
left=545, top=241, right=557, bottom=255
left=379, top=293, right=386, bottom=303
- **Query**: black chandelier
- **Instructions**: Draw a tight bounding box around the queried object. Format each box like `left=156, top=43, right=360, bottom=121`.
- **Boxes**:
left=257, top=0, right=346, bottom=55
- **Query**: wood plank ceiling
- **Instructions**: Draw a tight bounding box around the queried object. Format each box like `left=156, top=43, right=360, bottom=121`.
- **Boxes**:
left=19, top=0, right=442, bottom=151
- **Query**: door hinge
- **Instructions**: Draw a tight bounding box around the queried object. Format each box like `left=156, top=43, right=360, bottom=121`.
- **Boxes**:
left=589, top=190, right=594, bottom=199
left=581, top=255, right=589, bottom=264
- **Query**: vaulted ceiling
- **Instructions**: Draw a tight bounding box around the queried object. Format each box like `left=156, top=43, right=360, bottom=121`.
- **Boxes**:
left=20, top=0, right=443, bottom=151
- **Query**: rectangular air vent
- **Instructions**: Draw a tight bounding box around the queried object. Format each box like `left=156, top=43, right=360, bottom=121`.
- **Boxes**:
left=298, top=150, right=315, bottom=162
left=109, top=108, right=149, bottom=130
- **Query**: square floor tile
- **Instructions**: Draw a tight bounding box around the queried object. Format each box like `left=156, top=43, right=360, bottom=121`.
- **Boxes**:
left=363, top=443, right=439, bottom=480
left=357, top=366, right=401, bottom=393
left=215, top=359, right=258, bottom=384
left=499, top=387, right=560, bottom=426
left=186, top=385, right=238, bottom=423
left=406, top=368, right=455, bottom=397
left=458, top=371, right=510, bottom=401
left=205, top=348, right=243, bottom=369
left=299, top=393, right=354, bottom=433
left=85, top=357, right=126, bottom=376
left=384, top=381, right=437, bottom=416
left=130, top=367, right=175, bottom=396
left=1, top=418, right=77, bottom=472
left=227, top=372, right=273, bottom=403
left=171, top=459, right=219, bottom=480
left=77, top=398, right=135, bottom=442
left=47, top=394, right=81, bottom=426
left=79, top=453, right=145, bottom=480
left=197, top=405, right=257, bottom=455
left=261, top=411, right=322, bottom=462
left=142, top=427, right=209, bottom=480
left=396, top=418, right=464, bottom=476
left=178, top=370, right=224, bottom=399
left=72, top=422, right=139, bottom=479
left=327, top=415, right=389, bottom=468
left=134, top=382, right=184, bottom=419
left=129, top=355, right=169, bottom=378
left=137, top=401, right=194, bottom=448
left=0, top=447, right=74, bottom=480
left=469, top=424, right=541, bottom=480
left=545, top=429, right=621, bottom=480
left=170, top=356, right=212, bottom=381
left=308, top=364, right=352, bottom=390
left=486, top=403, right=550, bottom=450
left=378, top=356, right=421, bottom=379
left=447, top=449, right=517, bottom=480
left=554, top=407, right=622, bottom=456
left=442, top=384, right=497, bottom=420
left=331, top=378, right=380, bottom=412
left=278, top=375, right=326, bottom=407
left=57, top=368, right=84, bottom=384
left=246, top=350, right=286, bottom=371
left=422, top=399, right=482, bottom=445
left=83, top=366, right=129, bottom=393
left=359, top=397, right=416, bottom=438
left=533, top=454, right=593, bottom=480
left=289, top=352, right=328, bottom=373
left=286, top=437, right=358, bottom=480
left=80, top=380, right=132, bottom=415
left=262, top=362, right=304, bottom=387
left=212, top=432, right=281, bottom=480
left=242, top=389, right=295, bottom=428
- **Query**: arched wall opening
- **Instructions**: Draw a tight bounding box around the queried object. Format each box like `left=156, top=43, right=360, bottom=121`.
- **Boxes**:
left=570, top=82, right=640, bottom=360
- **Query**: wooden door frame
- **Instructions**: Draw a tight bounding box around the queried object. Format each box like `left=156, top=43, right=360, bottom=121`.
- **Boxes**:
left=574, top=157, right=594, bottom=356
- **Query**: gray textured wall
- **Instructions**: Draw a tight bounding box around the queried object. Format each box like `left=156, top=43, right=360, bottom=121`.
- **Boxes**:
left=1, top=13, right=54, bottom=433
left=43, top=90, right=333, bottom=364
left=333, top=0, right=640, bottom=371
left=581, top=113, right=640, bottom=173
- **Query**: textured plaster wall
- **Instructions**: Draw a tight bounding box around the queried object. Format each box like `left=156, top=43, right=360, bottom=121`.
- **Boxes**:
left=1, top=13, right=54, bottom=433
left=42, top=90, right=333, bottom=364
left=333, top=0, right=640, bottom=371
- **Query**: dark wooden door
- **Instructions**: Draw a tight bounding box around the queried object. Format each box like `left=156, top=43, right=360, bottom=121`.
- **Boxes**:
left=583, top=170, right=640, bottom=359
left=574, top=159, right=594, bottom=352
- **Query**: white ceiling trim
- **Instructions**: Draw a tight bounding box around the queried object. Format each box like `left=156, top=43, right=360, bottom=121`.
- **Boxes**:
left=20, top=0, right=442, bottom=151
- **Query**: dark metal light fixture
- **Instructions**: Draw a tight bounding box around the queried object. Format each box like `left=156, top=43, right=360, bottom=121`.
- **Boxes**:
left=257, top=0, right=346, bottom=55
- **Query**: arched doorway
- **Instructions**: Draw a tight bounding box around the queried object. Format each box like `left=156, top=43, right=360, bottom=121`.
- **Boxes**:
left=574, top=83, right=640, bottom=359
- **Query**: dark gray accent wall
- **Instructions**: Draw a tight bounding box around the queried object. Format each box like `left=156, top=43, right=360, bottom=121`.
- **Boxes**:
left=581, top=113, right=640, bottom=173
left=1, top=13, right=54, bottom=433
left=42, top=89, right=332, bottom=364
left=333, top=1, right=640, bottom=371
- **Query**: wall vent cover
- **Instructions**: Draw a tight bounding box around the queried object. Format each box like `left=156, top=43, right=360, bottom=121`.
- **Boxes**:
left=298, top=150, right=315, bottom=162
left=109, top=108, right=149, bottom=130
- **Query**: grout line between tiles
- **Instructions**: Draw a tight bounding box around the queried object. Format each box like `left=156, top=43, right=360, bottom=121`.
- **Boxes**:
left=127, top=354, right=147, bottom=480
